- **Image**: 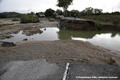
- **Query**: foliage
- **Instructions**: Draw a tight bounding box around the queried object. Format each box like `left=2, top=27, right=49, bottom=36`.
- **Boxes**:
left=80, top=7, right=103, bottom=15
left=56, top=9, right=63, bottom=15
left=80, top=14, right=120, bottom=27
left=70, top=10, right=80, bottom=17
left=57, top=0, right=73, bottom=16
left=45, top=8, right=55, bottom=18
left=57, top=0, right=73, bottom=10
left=20, top=12, right=39, bottom=23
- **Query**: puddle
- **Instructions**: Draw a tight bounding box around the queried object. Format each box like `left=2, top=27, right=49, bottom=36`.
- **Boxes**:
left=72, top=33, right=120, bottom=51
left=58, top=30, right=120, bottom=52
left=1, top=27, right=59, bottom=42
left=0, top=27, right=120, bottom=52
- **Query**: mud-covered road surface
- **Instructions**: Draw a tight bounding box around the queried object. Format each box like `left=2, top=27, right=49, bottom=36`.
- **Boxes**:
left=0, top=59, right=120, bottom=80
left=0, top=40, right=120, bottom=66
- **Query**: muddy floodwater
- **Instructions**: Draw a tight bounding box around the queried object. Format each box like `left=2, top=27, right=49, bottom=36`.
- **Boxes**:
left=1, top=27, right=120, bottom=52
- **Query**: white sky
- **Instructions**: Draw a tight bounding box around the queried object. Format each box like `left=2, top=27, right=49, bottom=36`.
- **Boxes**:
left=0, top=0, right=120, bottom=13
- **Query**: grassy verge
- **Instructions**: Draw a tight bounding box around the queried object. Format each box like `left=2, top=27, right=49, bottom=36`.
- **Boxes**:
left=80, top=15, right=120, bottom=28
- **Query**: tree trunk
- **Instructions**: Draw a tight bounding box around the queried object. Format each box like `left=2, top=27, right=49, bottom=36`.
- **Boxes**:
left=64, top=8, right=67, bottom=17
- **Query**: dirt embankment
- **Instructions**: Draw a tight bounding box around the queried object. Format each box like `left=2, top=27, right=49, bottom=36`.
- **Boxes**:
left=0, top=40, right=120, bottom=66
left=59, top=18, right=120, bottom=31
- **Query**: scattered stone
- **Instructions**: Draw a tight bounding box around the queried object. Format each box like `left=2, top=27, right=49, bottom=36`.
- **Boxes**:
left=23, top=38, right=28, bottom=41
left=0, top=34, right=13, bottom=39
left=1, top=42, right=16, bottom=47
left=80, top=58, right=88, bottom=63
left=4, top=35, right=13, bottom=38
left=49, top=18, right=55, bottom=22
left=69, top=58, right=77, bottom=61
left=106, top=57, right=118, bottom=66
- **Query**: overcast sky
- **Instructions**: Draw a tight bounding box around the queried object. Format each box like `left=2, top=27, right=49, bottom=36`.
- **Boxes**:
left=0, top=0, right=120, bottom=13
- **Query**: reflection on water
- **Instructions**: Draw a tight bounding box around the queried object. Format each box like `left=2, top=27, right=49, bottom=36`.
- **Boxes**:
left=2, top=27, right=59, bottom=42
left=1, top=27, right=120, bottom=51
left=58, top=29, right=120, bottom=52
left=72, top=33, right=120, bottom=51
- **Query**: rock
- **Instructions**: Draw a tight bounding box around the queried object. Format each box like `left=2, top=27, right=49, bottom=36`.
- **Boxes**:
left=4, top=35, right=13, bottom=38
left=23, top=38, right=28, bottom=41
left=106, top=57, right=118, bottom=66
left=1, top=42, right=16, bottom=47
left=0, top=34, right=13, bottom=39
left=49, top=18, right=55, bottom=22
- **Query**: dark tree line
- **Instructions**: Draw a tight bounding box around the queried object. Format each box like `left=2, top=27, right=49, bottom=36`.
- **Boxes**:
left=0, top=12, right=20, bottom=18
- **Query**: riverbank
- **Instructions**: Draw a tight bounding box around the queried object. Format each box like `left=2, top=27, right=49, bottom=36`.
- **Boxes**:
left=59, top=17, right=120, bottom=31
left=0, top=40, right=120, bottom=66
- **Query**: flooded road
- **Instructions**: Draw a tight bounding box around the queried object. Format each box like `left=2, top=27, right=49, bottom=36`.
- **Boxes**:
left=1, top=27, right=120, bottom=52
left=2, top=27, right=59, bottom=42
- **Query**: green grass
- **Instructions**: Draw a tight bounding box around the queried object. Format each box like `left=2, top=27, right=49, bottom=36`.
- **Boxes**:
left=80, top=15, right=120, bottom=27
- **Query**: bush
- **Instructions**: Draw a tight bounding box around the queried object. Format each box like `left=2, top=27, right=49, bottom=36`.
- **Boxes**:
left=20, top=12, right=39, bottom=23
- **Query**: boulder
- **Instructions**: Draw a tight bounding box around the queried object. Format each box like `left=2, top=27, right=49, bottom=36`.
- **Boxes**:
left=1, top=42, right=16, bottom=47
left=23, top=38, right=28, bottom=41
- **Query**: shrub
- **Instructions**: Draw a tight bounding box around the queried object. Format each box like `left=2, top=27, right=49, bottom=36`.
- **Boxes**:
left=20, top=12, right=39, bottom=23
left=112, top=17, right=120, bottom=27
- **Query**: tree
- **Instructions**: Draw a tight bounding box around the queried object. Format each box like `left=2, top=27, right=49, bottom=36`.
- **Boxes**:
left=80, top=7, right=103, bottom=15
left=70, top=10, right=80, bottom=17
left=94, top=9, right=103, bottom=15
left=84, top=7, right=94, bottom=15
left=57, top=0, right=73, bottom=16
left=56, top=9, right=63, bottom=15
left=45, top=8, right=55, bottom=18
